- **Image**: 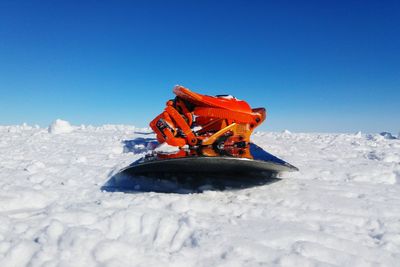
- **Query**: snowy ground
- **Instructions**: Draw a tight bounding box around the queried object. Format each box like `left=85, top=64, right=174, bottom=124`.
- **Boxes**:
left=0, top=121, right=400, bottom=267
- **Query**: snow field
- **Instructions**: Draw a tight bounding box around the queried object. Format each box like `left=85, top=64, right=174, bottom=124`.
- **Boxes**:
left=0, top=122, right=399, bottom=266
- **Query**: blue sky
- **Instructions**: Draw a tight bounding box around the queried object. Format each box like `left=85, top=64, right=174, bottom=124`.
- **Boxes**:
left=0, top=0, right=399, bottom=133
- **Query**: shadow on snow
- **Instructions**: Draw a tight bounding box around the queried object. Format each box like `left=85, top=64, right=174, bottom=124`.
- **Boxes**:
left=122, top=136, right=158, bottom=154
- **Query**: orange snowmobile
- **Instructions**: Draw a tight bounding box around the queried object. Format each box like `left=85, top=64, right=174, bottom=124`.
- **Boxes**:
left=108, top=85, right=297, bottom=190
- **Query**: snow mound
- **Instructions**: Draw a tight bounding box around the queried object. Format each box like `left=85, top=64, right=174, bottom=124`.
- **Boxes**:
left=48, top=119, right=74, bottom=134
left=354, top=131, right=362, bottom=138
left=380, top=132, right=397, bottom=140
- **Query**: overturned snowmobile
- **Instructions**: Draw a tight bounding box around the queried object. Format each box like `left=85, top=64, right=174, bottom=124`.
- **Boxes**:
left=117, top=86, right=297, bottom=180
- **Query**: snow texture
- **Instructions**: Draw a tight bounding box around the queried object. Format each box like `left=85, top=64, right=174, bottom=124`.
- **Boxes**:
left=1, top=122, right=400, bottom=267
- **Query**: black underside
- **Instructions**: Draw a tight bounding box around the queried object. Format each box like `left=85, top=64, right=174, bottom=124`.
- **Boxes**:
left=126, top=143, right=298, bottom=175
left=101, top=143, right=298, bottom=193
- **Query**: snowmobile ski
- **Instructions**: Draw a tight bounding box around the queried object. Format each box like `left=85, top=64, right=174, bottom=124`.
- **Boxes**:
left=117, top=143, right=297, bottom=177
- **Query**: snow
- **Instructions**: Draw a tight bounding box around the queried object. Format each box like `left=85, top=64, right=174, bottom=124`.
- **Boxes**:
left=154, top=142, right=180, bottom=153
left=380, top=132, right=397, bottom=140
left=0, top=123, right=400, bottom=266
left=354, top=131, right=362, bottom=138
left=48, top=119, right=74, bottom=134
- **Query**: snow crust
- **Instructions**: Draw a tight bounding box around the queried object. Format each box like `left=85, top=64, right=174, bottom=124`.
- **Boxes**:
left=0, top=124, right=400, bottom=266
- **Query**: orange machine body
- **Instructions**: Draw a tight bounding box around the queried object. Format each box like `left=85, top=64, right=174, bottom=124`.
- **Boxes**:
left=150, top=85, right=266, bottom=153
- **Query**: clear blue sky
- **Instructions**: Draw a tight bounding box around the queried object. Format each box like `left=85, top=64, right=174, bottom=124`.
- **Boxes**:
left=0, top=0, right=399, bottom=133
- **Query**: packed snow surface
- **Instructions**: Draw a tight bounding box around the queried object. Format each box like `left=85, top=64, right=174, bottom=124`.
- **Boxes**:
left=1, top=122, right=400, bottom=267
